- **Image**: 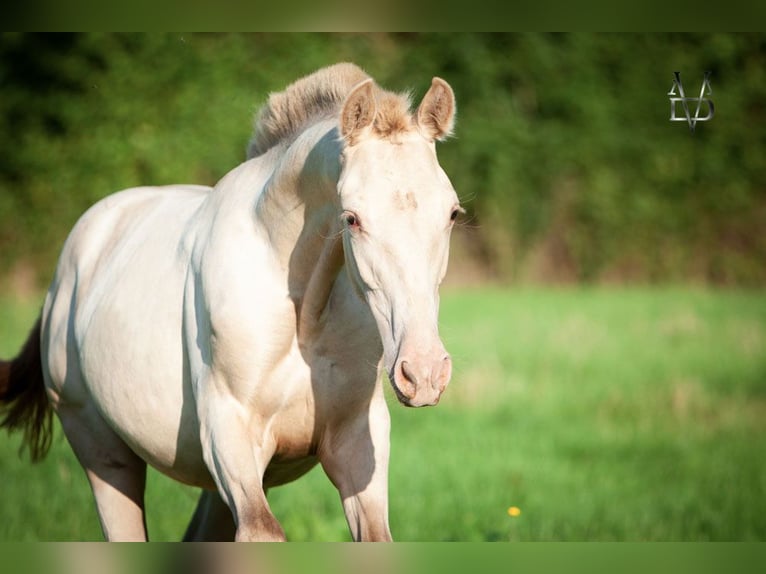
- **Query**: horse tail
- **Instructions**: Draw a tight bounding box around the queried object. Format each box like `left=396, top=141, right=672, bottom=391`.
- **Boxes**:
left=0, top=316, right=53, bottom=462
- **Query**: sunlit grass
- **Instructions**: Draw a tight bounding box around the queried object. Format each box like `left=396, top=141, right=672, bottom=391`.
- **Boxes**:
left=1, top=287, right=765, bottom=540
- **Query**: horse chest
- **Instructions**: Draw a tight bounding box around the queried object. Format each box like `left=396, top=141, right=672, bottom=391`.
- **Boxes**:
left=253, top=361, right=320, bottom=487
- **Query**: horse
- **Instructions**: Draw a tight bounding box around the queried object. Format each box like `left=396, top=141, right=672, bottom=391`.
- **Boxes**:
left=0, top=62, right=460, bottom=541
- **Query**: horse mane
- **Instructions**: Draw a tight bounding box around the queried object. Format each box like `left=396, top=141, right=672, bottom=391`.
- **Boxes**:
left=247, top=63, right=413, bottom=158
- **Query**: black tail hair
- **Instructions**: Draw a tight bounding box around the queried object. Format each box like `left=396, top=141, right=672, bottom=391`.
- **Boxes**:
left=0, top=316, right=53, bottom=461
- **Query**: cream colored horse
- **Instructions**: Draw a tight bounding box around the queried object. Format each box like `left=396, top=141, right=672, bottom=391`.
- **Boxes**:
left=0, top=63, right=460, bottom=541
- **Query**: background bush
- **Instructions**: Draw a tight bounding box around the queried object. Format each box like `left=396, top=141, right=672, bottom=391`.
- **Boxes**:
left=1, top=33, right=764, bottom=290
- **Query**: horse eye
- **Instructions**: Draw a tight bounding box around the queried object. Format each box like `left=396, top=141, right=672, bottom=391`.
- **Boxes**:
left=345, top=213, right=358, bottom=227
left=450, top=209, right=459, bottom=222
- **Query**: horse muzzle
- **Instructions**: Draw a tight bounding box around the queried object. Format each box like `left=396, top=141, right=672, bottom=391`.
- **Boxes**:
left=389, top=349, right=452, bottom=407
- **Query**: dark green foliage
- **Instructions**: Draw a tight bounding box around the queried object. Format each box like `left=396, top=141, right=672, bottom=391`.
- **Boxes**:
left=1, top=33, right=764, bottom=288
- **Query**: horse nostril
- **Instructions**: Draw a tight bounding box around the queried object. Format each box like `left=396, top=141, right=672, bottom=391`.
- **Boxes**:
left=435, top=355, right=452, bottom=392
left=398, top=360, right=419, bottom=398
left=400, top=360, right=418, bottom=386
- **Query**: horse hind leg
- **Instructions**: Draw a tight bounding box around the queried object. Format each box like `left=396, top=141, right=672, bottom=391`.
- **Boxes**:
left=58, top=403, right=148, bottom=541
left=183, top=489, right=236, bottom=541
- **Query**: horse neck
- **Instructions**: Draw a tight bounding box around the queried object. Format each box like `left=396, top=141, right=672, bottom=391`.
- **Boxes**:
left=254, top=122, right=346, bottom=342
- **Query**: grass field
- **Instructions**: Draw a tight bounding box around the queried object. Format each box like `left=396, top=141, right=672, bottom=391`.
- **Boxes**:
left=1, top=287, right=765, bottom=541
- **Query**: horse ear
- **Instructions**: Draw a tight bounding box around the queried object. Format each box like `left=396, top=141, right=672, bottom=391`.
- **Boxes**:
left=340, top=79, right=376, bottom=145
left=416, top=77, right=456, bottom=141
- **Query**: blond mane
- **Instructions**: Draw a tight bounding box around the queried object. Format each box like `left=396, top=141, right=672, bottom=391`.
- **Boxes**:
left=246, top=63, right=413, bottom=158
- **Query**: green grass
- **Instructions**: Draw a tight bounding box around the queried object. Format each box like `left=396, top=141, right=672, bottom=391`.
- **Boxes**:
left=1, top=287, right=765, bottom=541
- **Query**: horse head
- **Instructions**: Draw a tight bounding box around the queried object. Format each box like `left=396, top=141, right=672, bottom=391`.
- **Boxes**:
left=337, top=77, right=459, bottom=407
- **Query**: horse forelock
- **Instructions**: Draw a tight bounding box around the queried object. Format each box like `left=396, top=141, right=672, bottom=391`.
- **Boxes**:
left=369, top=92, right=414, bottom=143
left=247, top=63, right=414, bottom=158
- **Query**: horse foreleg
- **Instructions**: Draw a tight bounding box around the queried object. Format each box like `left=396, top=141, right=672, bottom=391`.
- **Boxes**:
left=183, top=489, right=236, bottom=541
left=320, top=399, right=393, bottom=541
left=58, top=404, right=148, bottom=541
left=197, top=387, right=285, bottom=542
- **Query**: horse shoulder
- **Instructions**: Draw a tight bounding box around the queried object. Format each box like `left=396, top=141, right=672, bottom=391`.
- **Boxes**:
left=185, top=168, right=297, bottom=404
